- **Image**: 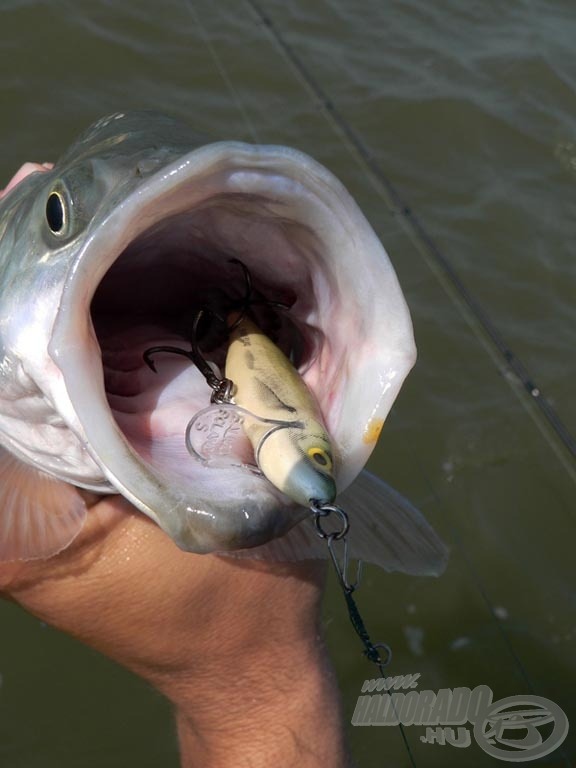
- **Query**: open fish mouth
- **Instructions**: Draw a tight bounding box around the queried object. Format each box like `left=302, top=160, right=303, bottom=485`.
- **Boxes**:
left=48, top=136, right=415, bottom=553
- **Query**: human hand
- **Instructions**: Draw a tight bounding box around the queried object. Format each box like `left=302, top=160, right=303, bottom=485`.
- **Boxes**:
left=0, top=495, right=348, bottom=767
left=0, top=164, right=351, bottom=768
left=0, top=161, right=53, bottom=197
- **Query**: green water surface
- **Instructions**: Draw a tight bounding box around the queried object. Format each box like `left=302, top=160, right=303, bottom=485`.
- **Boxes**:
left=0, top=2, right=574, bottom=766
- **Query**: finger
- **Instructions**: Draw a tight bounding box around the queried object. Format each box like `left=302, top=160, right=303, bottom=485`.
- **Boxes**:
left=0, top=161, right=53, bottom=198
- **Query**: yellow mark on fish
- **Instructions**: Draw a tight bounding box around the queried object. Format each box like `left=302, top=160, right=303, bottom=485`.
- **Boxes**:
left=363, top=418, right=384, bottom=444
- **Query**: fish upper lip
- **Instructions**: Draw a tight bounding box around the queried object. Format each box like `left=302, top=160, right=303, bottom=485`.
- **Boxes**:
left=48, top=140, right=416, bottom=552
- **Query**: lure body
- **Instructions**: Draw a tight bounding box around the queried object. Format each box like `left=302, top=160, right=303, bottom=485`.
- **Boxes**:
left=225, top=315, right=337, bottom=507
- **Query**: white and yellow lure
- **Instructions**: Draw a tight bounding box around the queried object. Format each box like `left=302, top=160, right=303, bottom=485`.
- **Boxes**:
left=224, top=314, right=336, bottom=506
left=187, top=313, right=337, bottom=507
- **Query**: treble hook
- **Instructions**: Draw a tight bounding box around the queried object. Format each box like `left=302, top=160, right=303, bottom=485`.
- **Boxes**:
left=228, top=258, right=292, bottom=328
left=143, top=309, right=234, bottom=404
left=226, top=258, right=252, bottom=332
left=143, top=259, right=254, bottom=374
left=142, top=258, right=291, bottom=402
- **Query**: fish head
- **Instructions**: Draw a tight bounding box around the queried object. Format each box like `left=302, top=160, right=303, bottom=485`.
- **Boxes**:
left=0, top=111, right=416, bottom=555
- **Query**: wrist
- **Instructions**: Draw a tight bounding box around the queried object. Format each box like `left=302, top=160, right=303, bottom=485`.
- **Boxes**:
left=170, top=632, right=351, bottom=768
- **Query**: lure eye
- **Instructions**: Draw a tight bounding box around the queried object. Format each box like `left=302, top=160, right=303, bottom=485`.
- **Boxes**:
left=307, top=447, right=333, bottom=471
left=46, top=191, right=66, bottom=234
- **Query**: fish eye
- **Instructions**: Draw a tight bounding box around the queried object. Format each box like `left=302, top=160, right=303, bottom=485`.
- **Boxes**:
left=46, top=191, right=66, bottom=234
left=307, top=447, right=332, bottom=471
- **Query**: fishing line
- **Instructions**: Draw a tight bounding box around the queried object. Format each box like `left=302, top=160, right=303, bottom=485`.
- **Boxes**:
left=244, top=0, right=576, bottom=484
left=311, top=501, right=418, bottom=768
left=185, top=0, right=260, bottom=143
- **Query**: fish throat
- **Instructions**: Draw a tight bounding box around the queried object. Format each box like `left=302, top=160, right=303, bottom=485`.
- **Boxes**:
left=89, top=190, right=330, bottom=503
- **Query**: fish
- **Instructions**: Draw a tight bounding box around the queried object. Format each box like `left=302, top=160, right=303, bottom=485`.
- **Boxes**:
left=0, top=111, right=447, bottom=574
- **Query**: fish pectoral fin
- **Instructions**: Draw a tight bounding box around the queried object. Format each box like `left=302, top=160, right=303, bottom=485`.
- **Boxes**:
left=0, top=449, right=87, bottom=562
left=337, top=470, right=449, bottom=576
left=222, top=470, right=448, bottom=577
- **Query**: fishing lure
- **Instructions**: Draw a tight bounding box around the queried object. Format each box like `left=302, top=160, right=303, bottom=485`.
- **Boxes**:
left=144, top=260, right=336, bottom=506
left=198, top=311, right=337, bottom=507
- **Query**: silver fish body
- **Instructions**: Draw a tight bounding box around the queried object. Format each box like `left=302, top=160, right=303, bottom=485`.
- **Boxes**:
left=0, top=112, right=446, bottom=574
